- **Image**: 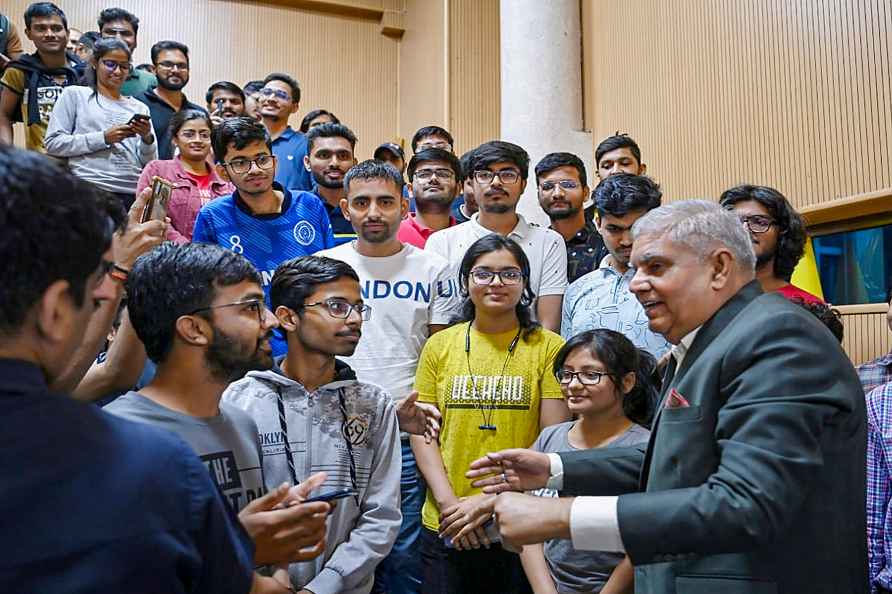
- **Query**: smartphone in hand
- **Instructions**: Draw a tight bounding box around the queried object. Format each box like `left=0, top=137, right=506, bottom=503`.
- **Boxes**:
left=141, top=177, right=173, bottom=223
left=128, top=113, right=151, bottom=126
left=303, top=488, right=357, bottom=504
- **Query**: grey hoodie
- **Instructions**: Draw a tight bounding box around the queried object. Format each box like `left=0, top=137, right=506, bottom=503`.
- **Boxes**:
left=222, top=360, right=401, bottom=594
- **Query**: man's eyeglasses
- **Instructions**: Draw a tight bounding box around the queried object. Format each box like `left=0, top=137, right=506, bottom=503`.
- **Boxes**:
left=540, top=180, right=580, bottom=192
left=738, top=215, right=775, bottom=234
left=469, top=267, right=524, bottom=286
left=259, top=87, right=292, bottom=102
left=157, top=61, right=188, bottom=71
left=222, top=155, right=276, bottom=175
left=100, top=59, right=130, bottom=73
left=556, top=369, right=609, bottom=386
left=473, top=169, right=521, bottom=185
left=414, top=168, right=456, bottom=181
left=303, top=299, right=372, bottom=321
left=188, top=299, right=265, bottom=325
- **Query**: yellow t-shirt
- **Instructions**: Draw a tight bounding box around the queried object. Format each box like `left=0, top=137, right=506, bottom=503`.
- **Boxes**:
left=415, top=321, right=564, bottom=531
left=0, top=66, right=68, bottom=153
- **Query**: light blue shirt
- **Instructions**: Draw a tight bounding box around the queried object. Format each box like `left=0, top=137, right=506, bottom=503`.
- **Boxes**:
left=561, top=257, right=670, bottom=358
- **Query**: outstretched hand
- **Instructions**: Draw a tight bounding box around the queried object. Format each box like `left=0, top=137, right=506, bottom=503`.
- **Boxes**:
left=114, top=187, right=168, bottom=270
left=396, top=391, right=441, bottom=443
left=465, top=448, right=551, bottom=494
left=239, top=472, right=332, bottom=565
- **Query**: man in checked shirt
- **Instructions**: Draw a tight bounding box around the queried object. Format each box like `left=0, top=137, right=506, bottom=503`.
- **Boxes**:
left=864, top=293, right=892, bottom=593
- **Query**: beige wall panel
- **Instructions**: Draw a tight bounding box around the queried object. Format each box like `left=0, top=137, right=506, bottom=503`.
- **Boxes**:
left=584, top=0, right=892, bottom=209
left=399, top=0, right=447, bottom=147
left=4, top=0, right=398, bottom=160
left=842, top=311, right=892, bottom=367
left=448, top=0, right=499, bottom=155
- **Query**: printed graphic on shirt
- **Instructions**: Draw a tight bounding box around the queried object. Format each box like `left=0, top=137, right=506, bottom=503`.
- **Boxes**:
left=200, top=449, right=265, bottom=511
left=447, top=375, right=531, bottom=411
left=24, top=85, right=65, bottom=126
left=358, top=277, right=457, bottom=303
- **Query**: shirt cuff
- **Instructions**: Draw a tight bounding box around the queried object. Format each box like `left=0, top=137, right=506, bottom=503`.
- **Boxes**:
left=546, top=453, right=564, bottom=490
left=569, top=496, right=625, bottom=552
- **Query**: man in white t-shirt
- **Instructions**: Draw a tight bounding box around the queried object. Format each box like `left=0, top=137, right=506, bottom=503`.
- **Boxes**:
left=317, top=159, right=459, bottom=594
left=425, top=140, right=567, bottom=332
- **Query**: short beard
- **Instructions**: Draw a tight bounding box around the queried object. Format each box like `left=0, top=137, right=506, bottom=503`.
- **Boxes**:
left=547, top=205, right=580, bottom=221
left=204, top=326, right=270, bottom=383
left=756, top=249, right=775, bottom=271
left=480, top=202, right=512, bottom=214
left=313, top=169, right=343, bottom=190
left=360, top=222, right=393, bottom=243
left=414, top=193, right=453, bottom=215
left=157, top=76, right=187, bottom=92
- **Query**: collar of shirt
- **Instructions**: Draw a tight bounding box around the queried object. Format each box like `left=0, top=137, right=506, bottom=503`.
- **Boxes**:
left=0, top=358, right=48, bottom=396
left=671, top=327, right=701, bottom=368
left=142, top=88, right=200, bottom=112
left=233, top=181, right=291, bottom=219
left=597, top=253, right=634, bottom=279
left=556, top=220, right=597, bottom=247
left=470, top=211, right=531, bottom=240
left=168, top=157, right=229, bottom=190
left=406, top=212, right=455, bottom=236
left=273, top=126, right=297, bottom=143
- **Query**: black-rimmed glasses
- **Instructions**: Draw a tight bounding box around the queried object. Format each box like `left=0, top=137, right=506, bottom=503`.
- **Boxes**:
left=303, top=299, right=372, bottom=321
left=473, top=169, right=521, bottom=185
left=738, top=215, right=775, bottom=234
left=556, top=369, right=610, bottom=386
left=469, top=268, right=524, bottom=286
left=221, top=154, right=276, bottom=175
left=414, top=168, right=456, bottom=181
left=188, top=299, right=265, bottom=325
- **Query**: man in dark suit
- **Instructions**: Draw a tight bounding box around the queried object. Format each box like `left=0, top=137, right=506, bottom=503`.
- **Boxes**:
left=468, top=200, right=867, bottom=594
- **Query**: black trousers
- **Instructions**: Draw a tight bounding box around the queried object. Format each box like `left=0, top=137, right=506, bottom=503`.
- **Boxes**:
left=420, top=528, right=532, bottom=594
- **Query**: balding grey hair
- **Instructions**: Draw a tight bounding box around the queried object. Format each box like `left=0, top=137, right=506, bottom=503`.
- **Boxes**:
left=631, top=200, right=756, bottom=272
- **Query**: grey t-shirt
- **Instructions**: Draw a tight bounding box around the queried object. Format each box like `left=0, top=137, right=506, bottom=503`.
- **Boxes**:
left=104, top=391, right=266, bottom=512
left=532, top=421, right=650, bottom=594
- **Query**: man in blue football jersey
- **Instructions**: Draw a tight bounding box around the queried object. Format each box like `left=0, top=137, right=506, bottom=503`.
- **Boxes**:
left=194, top=116, right=335, bottom=354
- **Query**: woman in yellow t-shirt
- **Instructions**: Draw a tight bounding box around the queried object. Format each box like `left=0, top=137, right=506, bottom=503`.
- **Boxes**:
left=411, top=234, right=569, bottom=594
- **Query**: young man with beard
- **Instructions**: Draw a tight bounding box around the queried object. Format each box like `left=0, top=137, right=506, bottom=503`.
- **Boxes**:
left=260, top=72, right=313, bottom=192
left=105, top=242, right=332, bottom=574
left=319, top=160, right=459, bottom=594
left=208, top=80, right=246, bottom=126
left=223, top=256, right=403, bottom=594
left=0, top=2, right=80, bottom=152
left=426, top=140, right=567, bottom=332
left=535, top=152, right=606, bottom=282
left=399, top=148, right=462, bottom=248
left=304, top=122, right=359, bottom=246
left=136, top=41, right=206, bottom=160
left=97, top=7, right=156, bottom=96
left=720, top=184, right=822, bottom=303
left=561, top=173, right=669, bottom=358
left=193, top=117, right=335, bottom=355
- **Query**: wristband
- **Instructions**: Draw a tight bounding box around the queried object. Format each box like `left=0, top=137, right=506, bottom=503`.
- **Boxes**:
left=108, top=264, right=129, bottom=284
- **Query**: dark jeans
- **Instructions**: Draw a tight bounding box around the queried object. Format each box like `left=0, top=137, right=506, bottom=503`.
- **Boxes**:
left=372, top=441, right=425, bottom=594
left=420, top=528, right=532, bottom=594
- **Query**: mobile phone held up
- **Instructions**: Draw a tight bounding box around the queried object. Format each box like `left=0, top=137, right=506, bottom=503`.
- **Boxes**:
left=128, top=113, right=151, bottom=126
left=141, top=177, right=173, bottom=224
left=303, top=488, right=358, bottom=504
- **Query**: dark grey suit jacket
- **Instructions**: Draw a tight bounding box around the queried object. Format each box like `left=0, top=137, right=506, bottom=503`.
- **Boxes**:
left=560, top=281, right=867, bottom=594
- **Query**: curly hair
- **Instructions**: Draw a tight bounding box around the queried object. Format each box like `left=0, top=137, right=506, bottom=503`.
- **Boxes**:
left=719, top=185, right=807, bottom=281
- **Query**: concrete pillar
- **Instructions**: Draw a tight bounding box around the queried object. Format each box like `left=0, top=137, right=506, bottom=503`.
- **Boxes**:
left=500, top=0, right=593, bottom=226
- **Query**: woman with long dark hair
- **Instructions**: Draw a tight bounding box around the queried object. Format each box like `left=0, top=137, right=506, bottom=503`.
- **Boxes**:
left=45, top=38, right=156, bottom=209
left=412, top=234, right=570, bottom=594
left=136, top=109, right=233, bottom=243
left=520, top=329, right=656, bottom=594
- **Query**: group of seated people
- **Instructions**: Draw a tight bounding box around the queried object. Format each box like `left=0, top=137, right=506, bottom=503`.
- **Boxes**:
left=3, top=3, right=889, bottom=594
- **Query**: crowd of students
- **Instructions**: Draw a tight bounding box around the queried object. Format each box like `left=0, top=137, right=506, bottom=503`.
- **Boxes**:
left=2, top=3, right=889, bottom=594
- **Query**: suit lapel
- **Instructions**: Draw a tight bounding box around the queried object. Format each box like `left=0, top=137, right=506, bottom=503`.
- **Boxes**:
left=637, top=280, right=764, bottom=490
